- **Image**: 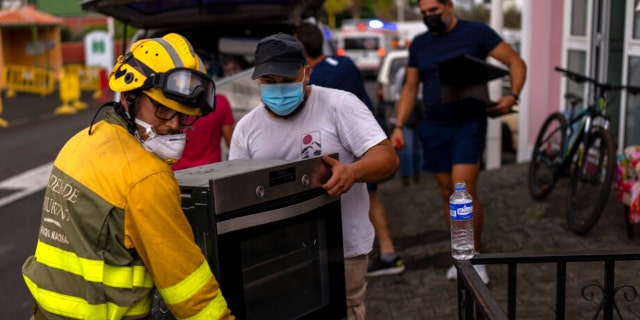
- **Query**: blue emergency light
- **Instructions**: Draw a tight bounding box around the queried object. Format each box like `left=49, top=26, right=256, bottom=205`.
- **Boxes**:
left=368, top=19, right=397, bottom=31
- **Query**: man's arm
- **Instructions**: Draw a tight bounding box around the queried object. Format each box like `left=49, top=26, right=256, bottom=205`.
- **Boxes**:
left=127, top=172, right=234, bottom=319
left=221, top=124, right=234, bottom=148
left=486, top=41, right=527, bottom=116
left=390, top=66, right=420, bottom=149
left=321, top=139, right=399, bottom=197
left=217, top=94, right=235, bottom=148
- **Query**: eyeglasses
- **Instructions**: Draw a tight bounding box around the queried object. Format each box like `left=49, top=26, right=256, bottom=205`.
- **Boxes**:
left=147, top=95, right=199, bottom=127
left=143, top=67, right=216, bottom=116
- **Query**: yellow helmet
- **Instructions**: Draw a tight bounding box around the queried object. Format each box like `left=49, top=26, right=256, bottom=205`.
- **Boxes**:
left=109, top=33, right=215, bottom=116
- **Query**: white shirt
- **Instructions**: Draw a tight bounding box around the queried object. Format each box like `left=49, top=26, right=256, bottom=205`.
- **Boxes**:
left=230, top=85, right=387, bottom=258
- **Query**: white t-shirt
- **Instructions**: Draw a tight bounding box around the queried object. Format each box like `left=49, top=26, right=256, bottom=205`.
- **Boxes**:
left=229, top=85, right=386, bottom=258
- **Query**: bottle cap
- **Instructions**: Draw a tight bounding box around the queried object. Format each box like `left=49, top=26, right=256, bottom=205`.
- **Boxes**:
left=454, top=182, right=466, bottom=191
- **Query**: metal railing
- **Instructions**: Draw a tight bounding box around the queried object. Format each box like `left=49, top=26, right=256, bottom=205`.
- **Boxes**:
left=454, top=251, right=640, bottom=320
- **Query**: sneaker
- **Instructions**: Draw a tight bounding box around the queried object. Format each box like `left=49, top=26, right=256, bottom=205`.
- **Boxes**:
left=445, top=264, right=490, bottom=285
left=366, top=256, right=406, bottom=277
left=446, top=265, right=457, bottom=280
left=474, top=264, right=490, bottom=285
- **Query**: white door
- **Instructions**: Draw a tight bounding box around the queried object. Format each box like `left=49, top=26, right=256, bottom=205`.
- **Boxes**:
left=560, top=0, right=593, bottom=112
left=620, top=0, right=640, bottom=147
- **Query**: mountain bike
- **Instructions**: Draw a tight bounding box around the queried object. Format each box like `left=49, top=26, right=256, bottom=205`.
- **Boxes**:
left=528, top=66, right=640, bottom=235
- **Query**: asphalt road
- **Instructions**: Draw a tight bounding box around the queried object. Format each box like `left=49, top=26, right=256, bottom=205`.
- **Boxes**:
left=0, top=92, right=103, bottom=319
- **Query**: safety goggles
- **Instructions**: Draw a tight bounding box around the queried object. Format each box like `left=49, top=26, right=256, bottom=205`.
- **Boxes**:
left=143, top=68, right=216, bottom=116
left=147, top=95, right=199, bottom=127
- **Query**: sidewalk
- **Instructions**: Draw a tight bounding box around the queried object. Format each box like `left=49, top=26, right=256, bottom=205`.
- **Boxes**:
left=367, top=163, right=640, bottom=319
left=0, top=90, right=106, bottom=128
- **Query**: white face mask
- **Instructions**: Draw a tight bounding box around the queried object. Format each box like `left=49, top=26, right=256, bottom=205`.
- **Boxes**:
left=134, top=118, right=186, bottom=164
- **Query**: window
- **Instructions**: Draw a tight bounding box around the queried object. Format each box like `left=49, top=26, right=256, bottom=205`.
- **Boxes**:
left=634, top=0, right=640, bottom=38
left=389, top=58, right=408, bottom=85
left=343, top=37, right=380, bottom=50
left=570, top=0, right=588, bottom=36
left=625, top=56, right=640, bottom=145
left=566, top=49, right=587, bottom=108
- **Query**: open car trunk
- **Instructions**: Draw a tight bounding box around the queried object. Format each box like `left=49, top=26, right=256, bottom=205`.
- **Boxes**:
left=80, top=0, right=325, bottom=30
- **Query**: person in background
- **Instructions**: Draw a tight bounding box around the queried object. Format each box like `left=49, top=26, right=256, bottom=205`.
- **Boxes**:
left=394, top=64, right=424, bottom=186
left=223, top=54, right=251, bottom=77
left=172, top=93, right=235, bottom=170
left=391, top=0, right=526, bottom=285
left=294, top=22, right=405, bottom=277
left=229, top=32, right=399, bottom=320
left=22, top=33, right=234, bottom=320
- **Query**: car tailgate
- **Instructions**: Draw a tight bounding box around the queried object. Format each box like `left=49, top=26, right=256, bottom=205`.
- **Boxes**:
left=80, top=0, right=325, bottom=29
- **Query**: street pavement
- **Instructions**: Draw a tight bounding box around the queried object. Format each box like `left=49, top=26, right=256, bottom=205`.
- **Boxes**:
left=2, top=91, right=640, bottom=319
left=368, top=162, right=640, bottom=319
left=0, top=89, right=111, bottom=129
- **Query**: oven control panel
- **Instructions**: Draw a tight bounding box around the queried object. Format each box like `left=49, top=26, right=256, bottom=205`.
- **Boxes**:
left=176, top=154, right=337, bottom=215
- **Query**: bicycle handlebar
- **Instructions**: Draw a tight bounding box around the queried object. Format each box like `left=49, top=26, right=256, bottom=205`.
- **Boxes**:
left=554, top=66, right=640, bottom=95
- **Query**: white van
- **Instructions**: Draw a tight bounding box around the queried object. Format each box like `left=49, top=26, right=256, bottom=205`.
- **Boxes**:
left=334, top=20, right=398, bottom=77
left=335, top=30, right=388, bottom=76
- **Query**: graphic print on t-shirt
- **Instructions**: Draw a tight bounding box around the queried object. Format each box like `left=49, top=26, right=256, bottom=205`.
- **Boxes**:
left=301, top=131, right=322, bottom=158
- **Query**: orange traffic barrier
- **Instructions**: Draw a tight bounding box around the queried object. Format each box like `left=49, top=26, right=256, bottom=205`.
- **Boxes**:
left=55, top=70, right=83, bottom=115
left=0, top=93, right=7, bottom=128
left=64, top=64, right=106, bottom=100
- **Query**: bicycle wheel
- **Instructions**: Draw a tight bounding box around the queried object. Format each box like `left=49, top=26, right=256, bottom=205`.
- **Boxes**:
left=528, top=112, right=567, bottom=200
left=566, top=127, right=616, bottom=234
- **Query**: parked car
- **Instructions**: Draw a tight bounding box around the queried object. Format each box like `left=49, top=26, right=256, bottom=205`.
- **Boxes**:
left=376, top=50, right=408, bottom=109
left=375, top=50, right=408, bottom=131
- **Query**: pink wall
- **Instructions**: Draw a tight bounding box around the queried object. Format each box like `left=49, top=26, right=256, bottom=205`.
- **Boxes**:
left=526, top=0, right=564, bottom=145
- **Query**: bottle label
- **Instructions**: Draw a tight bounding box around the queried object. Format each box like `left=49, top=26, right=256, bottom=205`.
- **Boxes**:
left=450, top=202, right=473, bottom=220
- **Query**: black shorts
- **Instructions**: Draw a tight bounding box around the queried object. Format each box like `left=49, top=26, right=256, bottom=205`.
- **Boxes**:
left=418, top=118, right=487, bottom=172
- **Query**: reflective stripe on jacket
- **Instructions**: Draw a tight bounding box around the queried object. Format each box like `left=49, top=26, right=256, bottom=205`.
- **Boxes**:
left=22, top=111, right=233, bottom=320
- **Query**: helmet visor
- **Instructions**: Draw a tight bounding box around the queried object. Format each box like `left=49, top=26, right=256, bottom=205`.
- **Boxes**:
left=146, top=68, right=216, bottom=116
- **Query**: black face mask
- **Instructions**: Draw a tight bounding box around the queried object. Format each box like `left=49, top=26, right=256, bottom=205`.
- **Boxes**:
left=423, top=14, right=448, bottom=34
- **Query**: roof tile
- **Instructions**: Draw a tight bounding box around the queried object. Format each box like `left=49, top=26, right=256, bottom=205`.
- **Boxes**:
left=0, top=6, right=62, bottom=26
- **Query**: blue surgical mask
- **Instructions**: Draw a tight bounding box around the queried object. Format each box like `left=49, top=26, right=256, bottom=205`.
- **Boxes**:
left=260, top=79, right=305, bottom=116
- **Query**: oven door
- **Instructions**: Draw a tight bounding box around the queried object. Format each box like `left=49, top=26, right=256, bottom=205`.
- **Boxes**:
left=214, top=190, right=346, bottom=320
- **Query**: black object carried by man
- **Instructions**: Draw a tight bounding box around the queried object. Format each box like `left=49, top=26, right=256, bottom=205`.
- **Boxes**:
left=438, top=54, right=510, bottom=118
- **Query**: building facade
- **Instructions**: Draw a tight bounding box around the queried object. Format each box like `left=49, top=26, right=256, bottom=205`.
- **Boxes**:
left=519, top=0, right=640, bottom=162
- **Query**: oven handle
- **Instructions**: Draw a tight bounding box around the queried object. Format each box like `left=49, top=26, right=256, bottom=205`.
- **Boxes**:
left=216, top=193, right=338, bottom=234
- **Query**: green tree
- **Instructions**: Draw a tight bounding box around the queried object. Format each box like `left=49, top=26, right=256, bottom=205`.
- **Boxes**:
left=452, top=4, right=521, bottom=29
left=351, top=0, right=367, bottom=19
left=324, top=0, right=350, bottom=28
left=453, top=4, right=489, bottom=23
left=374, top=0, right=395, bottom=22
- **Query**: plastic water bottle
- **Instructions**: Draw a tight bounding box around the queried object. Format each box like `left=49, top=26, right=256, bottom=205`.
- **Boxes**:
left=450, top=181, right=475, bottom=260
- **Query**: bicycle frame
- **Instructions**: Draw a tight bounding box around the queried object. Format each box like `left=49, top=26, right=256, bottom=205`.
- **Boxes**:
left=557, top=79, right=616, bottom=171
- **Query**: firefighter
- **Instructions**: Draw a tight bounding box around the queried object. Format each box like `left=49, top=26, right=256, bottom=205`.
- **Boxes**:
left=22, top=33, right=234, bottom=320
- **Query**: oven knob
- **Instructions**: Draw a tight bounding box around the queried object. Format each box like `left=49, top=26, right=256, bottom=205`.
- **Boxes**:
left=301, top=174, right=310, bottom=187
left=255, top=185, right=265, bottom=198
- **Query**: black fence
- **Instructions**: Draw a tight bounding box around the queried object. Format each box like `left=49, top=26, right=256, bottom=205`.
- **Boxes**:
left=454, top=251, right=640, bottom=320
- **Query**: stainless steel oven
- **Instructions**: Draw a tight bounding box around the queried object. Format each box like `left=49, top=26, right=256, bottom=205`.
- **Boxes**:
left=175, top=156, right=346, bottom=320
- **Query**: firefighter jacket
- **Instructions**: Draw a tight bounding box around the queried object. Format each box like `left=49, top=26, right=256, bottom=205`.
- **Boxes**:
left=22, top=111, right=234, bottom=320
